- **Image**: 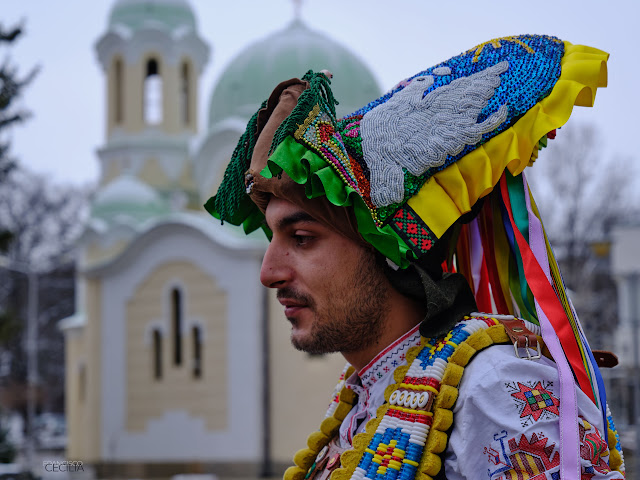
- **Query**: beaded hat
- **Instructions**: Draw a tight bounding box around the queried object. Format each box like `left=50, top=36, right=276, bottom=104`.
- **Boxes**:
left=206, top=34, right=615, bottom=472
left=207, top=34, right=607, bottom=269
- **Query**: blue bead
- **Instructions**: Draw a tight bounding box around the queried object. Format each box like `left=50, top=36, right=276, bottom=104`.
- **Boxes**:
left=386, top=467, right=400, bottom=480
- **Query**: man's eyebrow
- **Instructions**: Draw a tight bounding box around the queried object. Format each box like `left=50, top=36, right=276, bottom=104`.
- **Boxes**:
left=267, top=211, right=318, bottom=231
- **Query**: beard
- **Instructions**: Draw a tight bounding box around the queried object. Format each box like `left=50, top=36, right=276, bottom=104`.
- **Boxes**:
left=277, top=250, right=390, bottom=355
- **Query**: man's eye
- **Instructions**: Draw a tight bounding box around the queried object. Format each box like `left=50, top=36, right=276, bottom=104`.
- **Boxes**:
left=293, top=234, right=313, bottom=246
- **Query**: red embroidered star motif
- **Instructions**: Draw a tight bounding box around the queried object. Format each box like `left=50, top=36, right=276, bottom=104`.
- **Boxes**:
left=507, top=432, right=560, bottom=473
left=511, top=381, right=559, bottom=421
left=579, top=418, right=612, bottom=478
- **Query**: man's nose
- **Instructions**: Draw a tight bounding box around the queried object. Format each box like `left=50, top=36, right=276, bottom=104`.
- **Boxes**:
left=260, top=240, right=292, bottom=288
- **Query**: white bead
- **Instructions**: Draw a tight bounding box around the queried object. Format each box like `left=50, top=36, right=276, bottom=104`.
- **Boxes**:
left=403, top=391, right=414, bottom=407
left=412, top=423, right=428, bottom=435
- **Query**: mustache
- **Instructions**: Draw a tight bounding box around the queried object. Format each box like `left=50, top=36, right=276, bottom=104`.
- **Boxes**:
left=276, top=287, right=315, bottom=309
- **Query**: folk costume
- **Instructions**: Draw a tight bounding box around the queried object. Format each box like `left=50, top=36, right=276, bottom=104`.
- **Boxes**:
left=206, top=35, right=625, bottom=479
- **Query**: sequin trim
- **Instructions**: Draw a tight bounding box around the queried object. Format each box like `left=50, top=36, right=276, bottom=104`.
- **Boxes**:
left=293, top=107, right=379, bottom=222
left=354, top=34, right=564, bottom=219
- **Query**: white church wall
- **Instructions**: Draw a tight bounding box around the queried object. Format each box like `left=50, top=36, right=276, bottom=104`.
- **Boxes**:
left=96, top=222, right=265, bottom=462
left=125, top=262, right=227, bottom=432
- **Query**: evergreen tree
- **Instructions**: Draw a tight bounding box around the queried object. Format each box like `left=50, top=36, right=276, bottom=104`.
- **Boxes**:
left=0, top=24, right=39, bottom=463
left=0, top=22, right=38, bottom=254
left=0, top=412, right=16, bottom=464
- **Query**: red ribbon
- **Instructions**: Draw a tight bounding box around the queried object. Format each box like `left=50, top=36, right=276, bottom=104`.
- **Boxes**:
left=499, top=176, right=594, bottom=403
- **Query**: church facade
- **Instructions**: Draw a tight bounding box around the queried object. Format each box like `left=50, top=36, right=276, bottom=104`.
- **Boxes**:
left=60, top=0, right=380, bottom=476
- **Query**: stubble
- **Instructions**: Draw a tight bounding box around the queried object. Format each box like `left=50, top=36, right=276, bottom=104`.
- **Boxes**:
left=278, top=251, right=390, bottom=355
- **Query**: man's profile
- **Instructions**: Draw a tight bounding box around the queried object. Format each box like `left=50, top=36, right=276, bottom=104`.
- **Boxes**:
left=262, top=197, right=420, bottom=365
left=206, top=34, right=625, bottom=479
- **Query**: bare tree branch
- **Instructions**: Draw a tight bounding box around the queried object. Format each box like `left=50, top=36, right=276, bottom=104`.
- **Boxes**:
left=527, top=123, right=637, bottom=349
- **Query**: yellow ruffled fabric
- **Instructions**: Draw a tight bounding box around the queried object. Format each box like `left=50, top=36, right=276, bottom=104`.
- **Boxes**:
left=408, top=41, right=609, bottom=239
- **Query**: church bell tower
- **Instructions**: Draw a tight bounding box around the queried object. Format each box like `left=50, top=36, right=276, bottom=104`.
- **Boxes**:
left=95, top=0, right=210, bottom=209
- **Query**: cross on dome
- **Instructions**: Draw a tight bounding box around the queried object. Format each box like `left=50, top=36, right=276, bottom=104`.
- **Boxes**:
left=293, top=0, right=304, bottom=20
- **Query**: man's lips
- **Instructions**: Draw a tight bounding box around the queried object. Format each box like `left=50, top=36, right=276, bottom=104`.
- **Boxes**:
left=278, top=298, right=309, bottom=316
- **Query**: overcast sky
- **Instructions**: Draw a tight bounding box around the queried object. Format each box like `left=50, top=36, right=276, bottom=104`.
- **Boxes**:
left=3, top=0, right=638, bottom=187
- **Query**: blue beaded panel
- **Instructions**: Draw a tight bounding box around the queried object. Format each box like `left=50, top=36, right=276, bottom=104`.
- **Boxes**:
left=350, top=35, right=564, bottom=220
left=354, top=321, right=479, bottom=480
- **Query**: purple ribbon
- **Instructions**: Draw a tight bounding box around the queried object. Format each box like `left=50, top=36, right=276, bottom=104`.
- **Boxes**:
left=522, top=172, right=580, bottom=479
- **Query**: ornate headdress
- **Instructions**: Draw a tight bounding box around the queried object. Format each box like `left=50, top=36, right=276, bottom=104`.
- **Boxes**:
left=206, top=34, right=613, bottom=475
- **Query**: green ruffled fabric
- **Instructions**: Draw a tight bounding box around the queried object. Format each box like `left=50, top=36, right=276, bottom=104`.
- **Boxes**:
left=264, top=136, right=416, bottom=268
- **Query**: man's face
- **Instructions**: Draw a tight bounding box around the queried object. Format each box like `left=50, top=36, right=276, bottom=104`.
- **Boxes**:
left=260, top=198, right=390, bottom=355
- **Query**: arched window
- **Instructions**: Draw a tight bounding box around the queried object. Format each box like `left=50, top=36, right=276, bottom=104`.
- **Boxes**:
left=153, top=329, right=163, bottom=380
left=144, top=58, right=162, bottom=125
left=192, top=325, right=202, bottom=379
left=180, top=61, right=191, bottom=126
left=114, top=58, right=124, bottom=124
left=172, top=288, right=182, bottom=366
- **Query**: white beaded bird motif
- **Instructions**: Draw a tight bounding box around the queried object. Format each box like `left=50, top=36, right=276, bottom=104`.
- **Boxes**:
left=361, top=61, right=510, bottom=207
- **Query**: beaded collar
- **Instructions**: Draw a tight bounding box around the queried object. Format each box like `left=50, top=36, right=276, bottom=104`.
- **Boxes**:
left=286, top=317, right=626, bottom=480
left=285, top=316, right=509, bottom=480
left=345, top=316, right=503, bottom=480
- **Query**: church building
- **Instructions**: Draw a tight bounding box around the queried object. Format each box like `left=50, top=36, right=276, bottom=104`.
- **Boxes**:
left=59, top=0, right=381, bottom=476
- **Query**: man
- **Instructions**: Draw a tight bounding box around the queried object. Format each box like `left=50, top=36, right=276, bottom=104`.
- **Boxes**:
left=207, top=35, right=624, bottom=479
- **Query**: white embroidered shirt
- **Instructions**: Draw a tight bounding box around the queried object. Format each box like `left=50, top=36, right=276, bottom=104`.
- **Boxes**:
left=334, top=325, right=624, bottom=479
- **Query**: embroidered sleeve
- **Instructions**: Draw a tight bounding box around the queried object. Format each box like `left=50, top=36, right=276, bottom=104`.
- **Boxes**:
left=443, top=345, right=624, bottom=480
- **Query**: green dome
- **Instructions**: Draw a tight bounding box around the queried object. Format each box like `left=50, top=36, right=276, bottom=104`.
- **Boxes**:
left=108, top=0, right=196, bottom=32
left=208, top=20, right=381, bottom=128
left=92, top=174, right=169, bottom=224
